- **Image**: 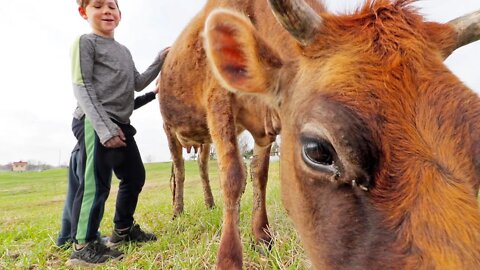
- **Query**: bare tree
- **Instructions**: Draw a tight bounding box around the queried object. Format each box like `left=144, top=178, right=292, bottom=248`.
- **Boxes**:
left=209, top=145, right=217, bottom=160
left=238, top=132, right=253, bottom=159
left=188, top=152, right=197, bottom=161
left=270, top=141, right=280, bottom=156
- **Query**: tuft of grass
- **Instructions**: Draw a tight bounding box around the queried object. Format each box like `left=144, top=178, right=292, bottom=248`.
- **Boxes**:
left=0, top=160, right=309, bottom=269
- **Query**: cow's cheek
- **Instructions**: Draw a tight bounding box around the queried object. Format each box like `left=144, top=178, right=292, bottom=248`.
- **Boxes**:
left=279, top=129, right=302, bottom=218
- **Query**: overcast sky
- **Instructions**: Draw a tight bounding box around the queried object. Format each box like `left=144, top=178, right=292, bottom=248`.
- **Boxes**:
left=0, top=0, right=479, bottom=166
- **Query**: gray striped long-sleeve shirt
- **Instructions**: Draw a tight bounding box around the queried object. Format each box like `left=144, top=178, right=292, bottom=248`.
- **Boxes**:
left=71, top=33, right=166, bottom=144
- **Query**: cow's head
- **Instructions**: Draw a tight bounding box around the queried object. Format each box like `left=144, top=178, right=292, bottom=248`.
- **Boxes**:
left=204, top=0, right=480, bottom=268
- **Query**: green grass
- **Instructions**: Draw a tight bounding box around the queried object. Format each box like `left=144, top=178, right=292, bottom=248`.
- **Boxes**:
left=0, top=161, right=310, bottom=269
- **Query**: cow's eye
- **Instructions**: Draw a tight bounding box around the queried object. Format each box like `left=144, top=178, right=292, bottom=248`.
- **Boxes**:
left=302, top=138, right=336, bottom=170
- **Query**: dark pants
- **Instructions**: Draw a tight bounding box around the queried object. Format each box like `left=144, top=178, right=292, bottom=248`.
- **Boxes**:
left=58, top=117, right=145, bottom=245
left=57, top=145, right=85, bottom=246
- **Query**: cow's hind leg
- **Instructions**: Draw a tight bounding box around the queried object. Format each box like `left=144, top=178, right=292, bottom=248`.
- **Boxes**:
left=164, top=124, right=185, bottom=218
left=251, top=143, right=273, bottom=249
left=198, top=143, right=215, bottom=209
left=207, top=90, right=246, bottom=270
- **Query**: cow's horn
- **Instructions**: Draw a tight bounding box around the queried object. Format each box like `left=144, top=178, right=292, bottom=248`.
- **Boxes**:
left=268, top=0, right=323, bottom=46
left=448, top=10, right=480, bottom=50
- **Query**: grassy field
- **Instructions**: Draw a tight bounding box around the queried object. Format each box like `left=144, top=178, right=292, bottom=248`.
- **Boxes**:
left=0, top=160, right=310, bottom=269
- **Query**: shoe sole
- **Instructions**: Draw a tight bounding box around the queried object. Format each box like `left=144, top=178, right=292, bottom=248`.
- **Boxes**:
left=65, top=254, right=124, bottom=267
left=106, top=238, right=157, bottom=248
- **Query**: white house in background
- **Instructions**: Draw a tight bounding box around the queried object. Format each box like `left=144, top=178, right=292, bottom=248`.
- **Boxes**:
left=12, top=161, right=28, bottom=172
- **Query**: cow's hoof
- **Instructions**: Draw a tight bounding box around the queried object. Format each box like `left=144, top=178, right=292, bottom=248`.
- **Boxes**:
left=172, top=207, right=184, bottom=220
left=253, top=228, right=274, bottom=250
left=205, top=199, right=215, bottom=209
left=250, top=237, right=273, bottom=256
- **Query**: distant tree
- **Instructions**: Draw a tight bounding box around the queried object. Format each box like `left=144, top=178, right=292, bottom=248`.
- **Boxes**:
left=188, top=152, right=198, bottom=161
left=58, top=163, right=69, bottom=169
left=0, top=164, right=10, bottom=171
left=270, top=141, right=280, bottom=156
left=238, top=132, right=254, bottom=159
left=209, top=145, right=217, bottom=160
left=26, top=160, right=52, bottom=171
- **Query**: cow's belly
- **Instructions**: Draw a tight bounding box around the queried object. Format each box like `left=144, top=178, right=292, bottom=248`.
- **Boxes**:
left=176, top=130, right=211, bottom=147
left=162, top=100, right=211, bottom=147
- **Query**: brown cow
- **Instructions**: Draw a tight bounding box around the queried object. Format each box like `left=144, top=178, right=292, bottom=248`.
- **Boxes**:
left=202, top=0, right=480, bottom=269
left=159, top=1, right=282, bottom=269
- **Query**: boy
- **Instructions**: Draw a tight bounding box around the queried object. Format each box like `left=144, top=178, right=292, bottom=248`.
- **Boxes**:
left=56, top=89, right=160, bottom=249
left=64, top=0, right=169, bottom=266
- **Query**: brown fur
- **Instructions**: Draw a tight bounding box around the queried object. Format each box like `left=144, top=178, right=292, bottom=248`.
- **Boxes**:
left=203, top=0, right=480, bottom=269
left=158, top=1, right=284, bottom=268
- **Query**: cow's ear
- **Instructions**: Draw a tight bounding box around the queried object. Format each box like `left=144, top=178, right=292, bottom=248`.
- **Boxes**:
left=204, top=9, right=283, bottom=94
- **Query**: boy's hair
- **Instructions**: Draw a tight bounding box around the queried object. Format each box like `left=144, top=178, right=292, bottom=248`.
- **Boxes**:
left=77, top=0, right=119, bottom=9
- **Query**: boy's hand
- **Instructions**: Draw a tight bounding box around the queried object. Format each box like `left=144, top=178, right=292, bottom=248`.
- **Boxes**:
left=154, top=46, right=171, bottom=95
left=104, top=128, right=127, bottom=148
left=160, top=46, right=171, bottom=60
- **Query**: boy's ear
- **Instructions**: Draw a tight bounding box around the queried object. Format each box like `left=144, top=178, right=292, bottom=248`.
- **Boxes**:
left=78, top=6, right=88, bottom=19
left=204, top=9, right=283, bottom=95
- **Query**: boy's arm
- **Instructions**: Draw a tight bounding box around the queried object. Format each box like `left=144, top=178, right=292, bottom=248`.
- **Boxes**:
left=71, top=35, right=119, bottom=144
left=133, top=47, right=170, bottom=91
left=134, top=91, right=156, bottom=110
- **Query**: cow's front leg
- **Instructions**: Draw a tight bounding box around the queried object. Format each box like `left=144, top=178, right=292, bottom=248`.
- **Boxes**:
left=207, top=90, right=246, bottom=270
left=251, top=143, right=273, bottom=248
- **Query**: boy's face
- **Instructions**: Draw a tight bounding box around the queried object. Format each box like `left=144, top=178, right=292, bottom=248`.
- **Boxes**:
left=78, top=0, right=121, bottom=38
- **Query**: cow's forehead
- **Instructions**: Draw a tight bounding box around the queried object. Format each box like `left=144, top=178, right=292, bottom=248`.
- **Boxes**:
left=300, top=2, right=433, bottom=59
left=284, top=13, right=441, bottom=115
